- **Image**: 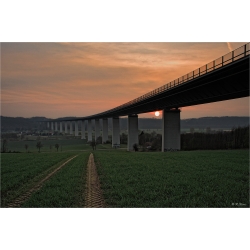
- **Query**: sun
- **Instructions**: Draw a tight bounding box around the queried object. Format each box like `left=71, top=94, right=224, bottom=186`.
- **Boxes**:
left=155, top=111, right=160, bottom=117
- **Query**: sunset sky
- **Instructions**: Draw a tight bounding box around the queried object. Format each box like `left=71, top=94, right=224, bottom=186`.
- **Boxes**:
left=1, top=42, right=249, bottom=119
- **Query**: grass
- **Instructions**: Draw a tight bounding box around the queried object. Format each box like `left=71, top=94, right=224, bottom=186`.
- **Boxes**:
left=21, top=152, right=90, bottom=208
left=94, top=150, right=249, bottom=208
left=1, top=152, right=77, bottom=206
left=5, top=138, right=127, bottom=152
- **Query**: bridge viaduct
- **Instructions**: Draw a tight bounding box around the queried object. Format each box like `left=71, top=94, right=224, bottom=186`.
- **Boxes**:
left=43, top=43, right=249, bottom=152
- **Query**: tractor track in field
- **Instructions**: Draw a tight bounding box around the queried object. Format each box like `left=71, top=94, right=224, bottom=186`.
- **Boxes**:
left=85, top=153, right=105, bottom=208
left=7, top=155, right=78, bottom=208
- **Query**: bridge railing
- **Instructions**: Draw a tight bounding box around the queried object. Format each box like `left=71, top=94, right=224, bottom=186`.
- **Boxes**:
left=101, top=43, right=249, bottom=115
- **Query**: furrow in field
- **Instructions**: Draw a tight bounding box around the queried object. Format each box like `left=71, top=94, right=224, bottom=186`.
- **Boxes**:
left=85, top=153, right=105, bottom=208
left=7, top=155, right=78, bottom=208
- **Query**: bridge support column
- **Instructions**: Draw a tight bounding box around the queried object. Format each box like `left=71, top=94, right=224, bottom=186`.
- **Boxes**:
left=65, top=121, right=68, bottom=134
left=88, top=120, right=92, bottom=142
left=51, top=122, right=54, bottom=131
left=162, top=109, right=181, bottom=152
left=47, top=122, right=50, bottom=128
left=102, top=118, right=108, bottom=143
left=127, top=114, right=138, bottom=151
left=60, top=122, right=63, bottom=133
left=81, top=120, right=85, bottom=139
left=70, top=121, right=73, bottom=135
left=55, top=122, right=58, bottom=131
left=75, top=121, right=79, bottom=136
left=95, top=119, right=100, bottom=141
left=112, top=117, right=120, bottom=147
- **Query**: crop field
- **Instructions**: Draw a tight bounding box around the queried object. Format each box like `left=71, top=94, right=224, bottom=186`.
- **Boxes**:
left=4, top=138, right=126, bottom=153
left=21, top=152, right=89, bottom=208
left=94, top=150, right=249, bottom=208
left=1, top=152, right=78, bottom=207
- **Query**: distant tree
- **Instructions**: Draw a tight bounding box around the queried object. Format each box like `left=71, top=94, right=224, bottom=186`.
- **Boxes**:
left=151, top=134, right=162, bottom=151
left=25, top=144, right=29, bottom=152
left=96, top=136, right=102, bottom=145
left=190, top=127, right=195, bottom=133
left=133, top=143, right=138, bottom=152
left=206, top=127, right=211, bottom=134
left=120, top=133, right=128, bottom=144
left=139, top=131, right=145, bottom=146
left=55, top=143, right=59, bottom=152
left=2, top=139, right=8, bottom=153
left=36, top=141, right=43, bottom=153
left=20, top=133, right=25, bottom=140
left=90, top=141, right=96, bottom=150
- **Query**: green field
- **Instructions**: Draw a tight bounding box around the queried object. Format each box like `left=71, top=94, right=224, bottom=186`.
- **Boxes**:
left=21, top=152, right=89, bottom=208
left=5, top=138, right=126, bottom=152
left=1, top=144, right=249, bottom=208
left=1, top=152, right=77, bottom=206
left=94, top=150, right=249, bottom=208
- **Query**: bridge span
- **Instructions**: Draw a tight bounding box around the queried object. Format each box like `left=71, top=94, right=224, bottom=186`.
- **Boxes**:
left=44, top=43, right=249, bottom=152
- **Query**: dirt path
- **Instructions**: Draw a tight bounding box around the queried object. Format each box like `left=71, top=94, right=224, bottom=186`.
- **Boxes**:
left=7, top=155, right=78, bottom=208
left=85, top=153, right=105, bottom=208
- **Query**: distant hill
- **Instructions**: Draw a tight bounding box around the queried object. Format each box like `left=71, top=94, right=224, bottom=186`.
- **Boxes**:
left=1, top=116, right=249, bottom=132
left=180, top=116, right=249, bottom=130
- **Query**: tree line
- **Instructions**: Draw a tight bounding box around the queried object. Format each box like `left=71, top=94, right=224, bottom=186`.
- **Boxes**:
left=181, top=126, right=249, bottom=150
left=137, top=126, right=249, bottom=151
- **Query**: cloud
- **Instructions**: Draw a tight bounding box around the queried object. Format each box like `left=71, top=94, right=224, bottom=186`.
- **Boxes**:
left=227, top=42, right=233, bottom=52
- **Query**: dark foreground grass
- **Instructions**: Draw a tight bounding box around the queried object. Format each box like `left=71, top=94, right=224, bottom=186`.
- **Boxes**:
left=21, top=152, right=90, bottom=208
left=94, top=150, right=249, bottom=208
left=1, top=152, right=77, bottom=207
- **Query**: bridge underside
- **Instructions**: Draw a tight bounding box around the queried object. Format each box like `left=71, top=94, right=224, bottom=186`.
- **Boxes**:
left=94, top=56, right=249, bottom=119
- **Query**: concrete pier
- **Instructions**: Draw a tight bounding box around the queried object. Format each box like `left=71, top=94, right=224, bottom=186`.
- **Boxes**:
left=162, top=109, right=181, bottom=152
left=55, top=122, right=58, bottom=131
left=51, top=122, right=54, bottom=131
left=81, top=120, right=85, bottom=139
left=95, top=119, right=100, bottom=141
left=102, top=118, right=108, bottom=143
left=127, top=114, right=138, bottom=151
left=75, top=121, right=78, bottom=136
left=112, top=117, right=120, bottom=147
left=88, top=120, right=92, bottom=142
left=70, top=121, right=73, bottom=135
left=60, top=122, right=63, bottom=133
left=47, top=122, right=50, bottom=128
left=65, top=121, right=68, bottom=134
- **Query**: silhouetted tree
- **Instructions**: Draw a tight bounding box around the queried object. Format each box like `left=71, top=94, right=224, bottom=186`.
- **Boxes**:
left=96, top=136, right=102, bottom=145
left=2, top=139, right=8, bottom=153
left=120, top=133, right=128, bottom=144
left=151, top=134, right=162, bottom=151
left=55, top=143, right=59, bottom=152
left=36, top=141, right=43, bottom=153
left=90, top=141, right=96, bottom=150
left=133, top=143, right=138, bottom=152
left=139, top=131, right=145, bottom=146
left=25, top=144, right=28, bottom=152
left=181, top=126, right=249, bottom=150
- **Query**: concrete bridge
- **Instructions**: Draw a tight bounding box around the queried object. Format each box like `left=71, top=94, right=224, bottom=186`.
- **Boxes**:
left=43, top=43, right=250, bottom=152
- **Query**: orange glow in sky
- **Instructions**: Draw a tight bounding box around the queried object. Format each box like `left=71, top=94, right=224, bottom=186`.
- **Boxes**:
left=1, top=42, right=249, bottom=119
